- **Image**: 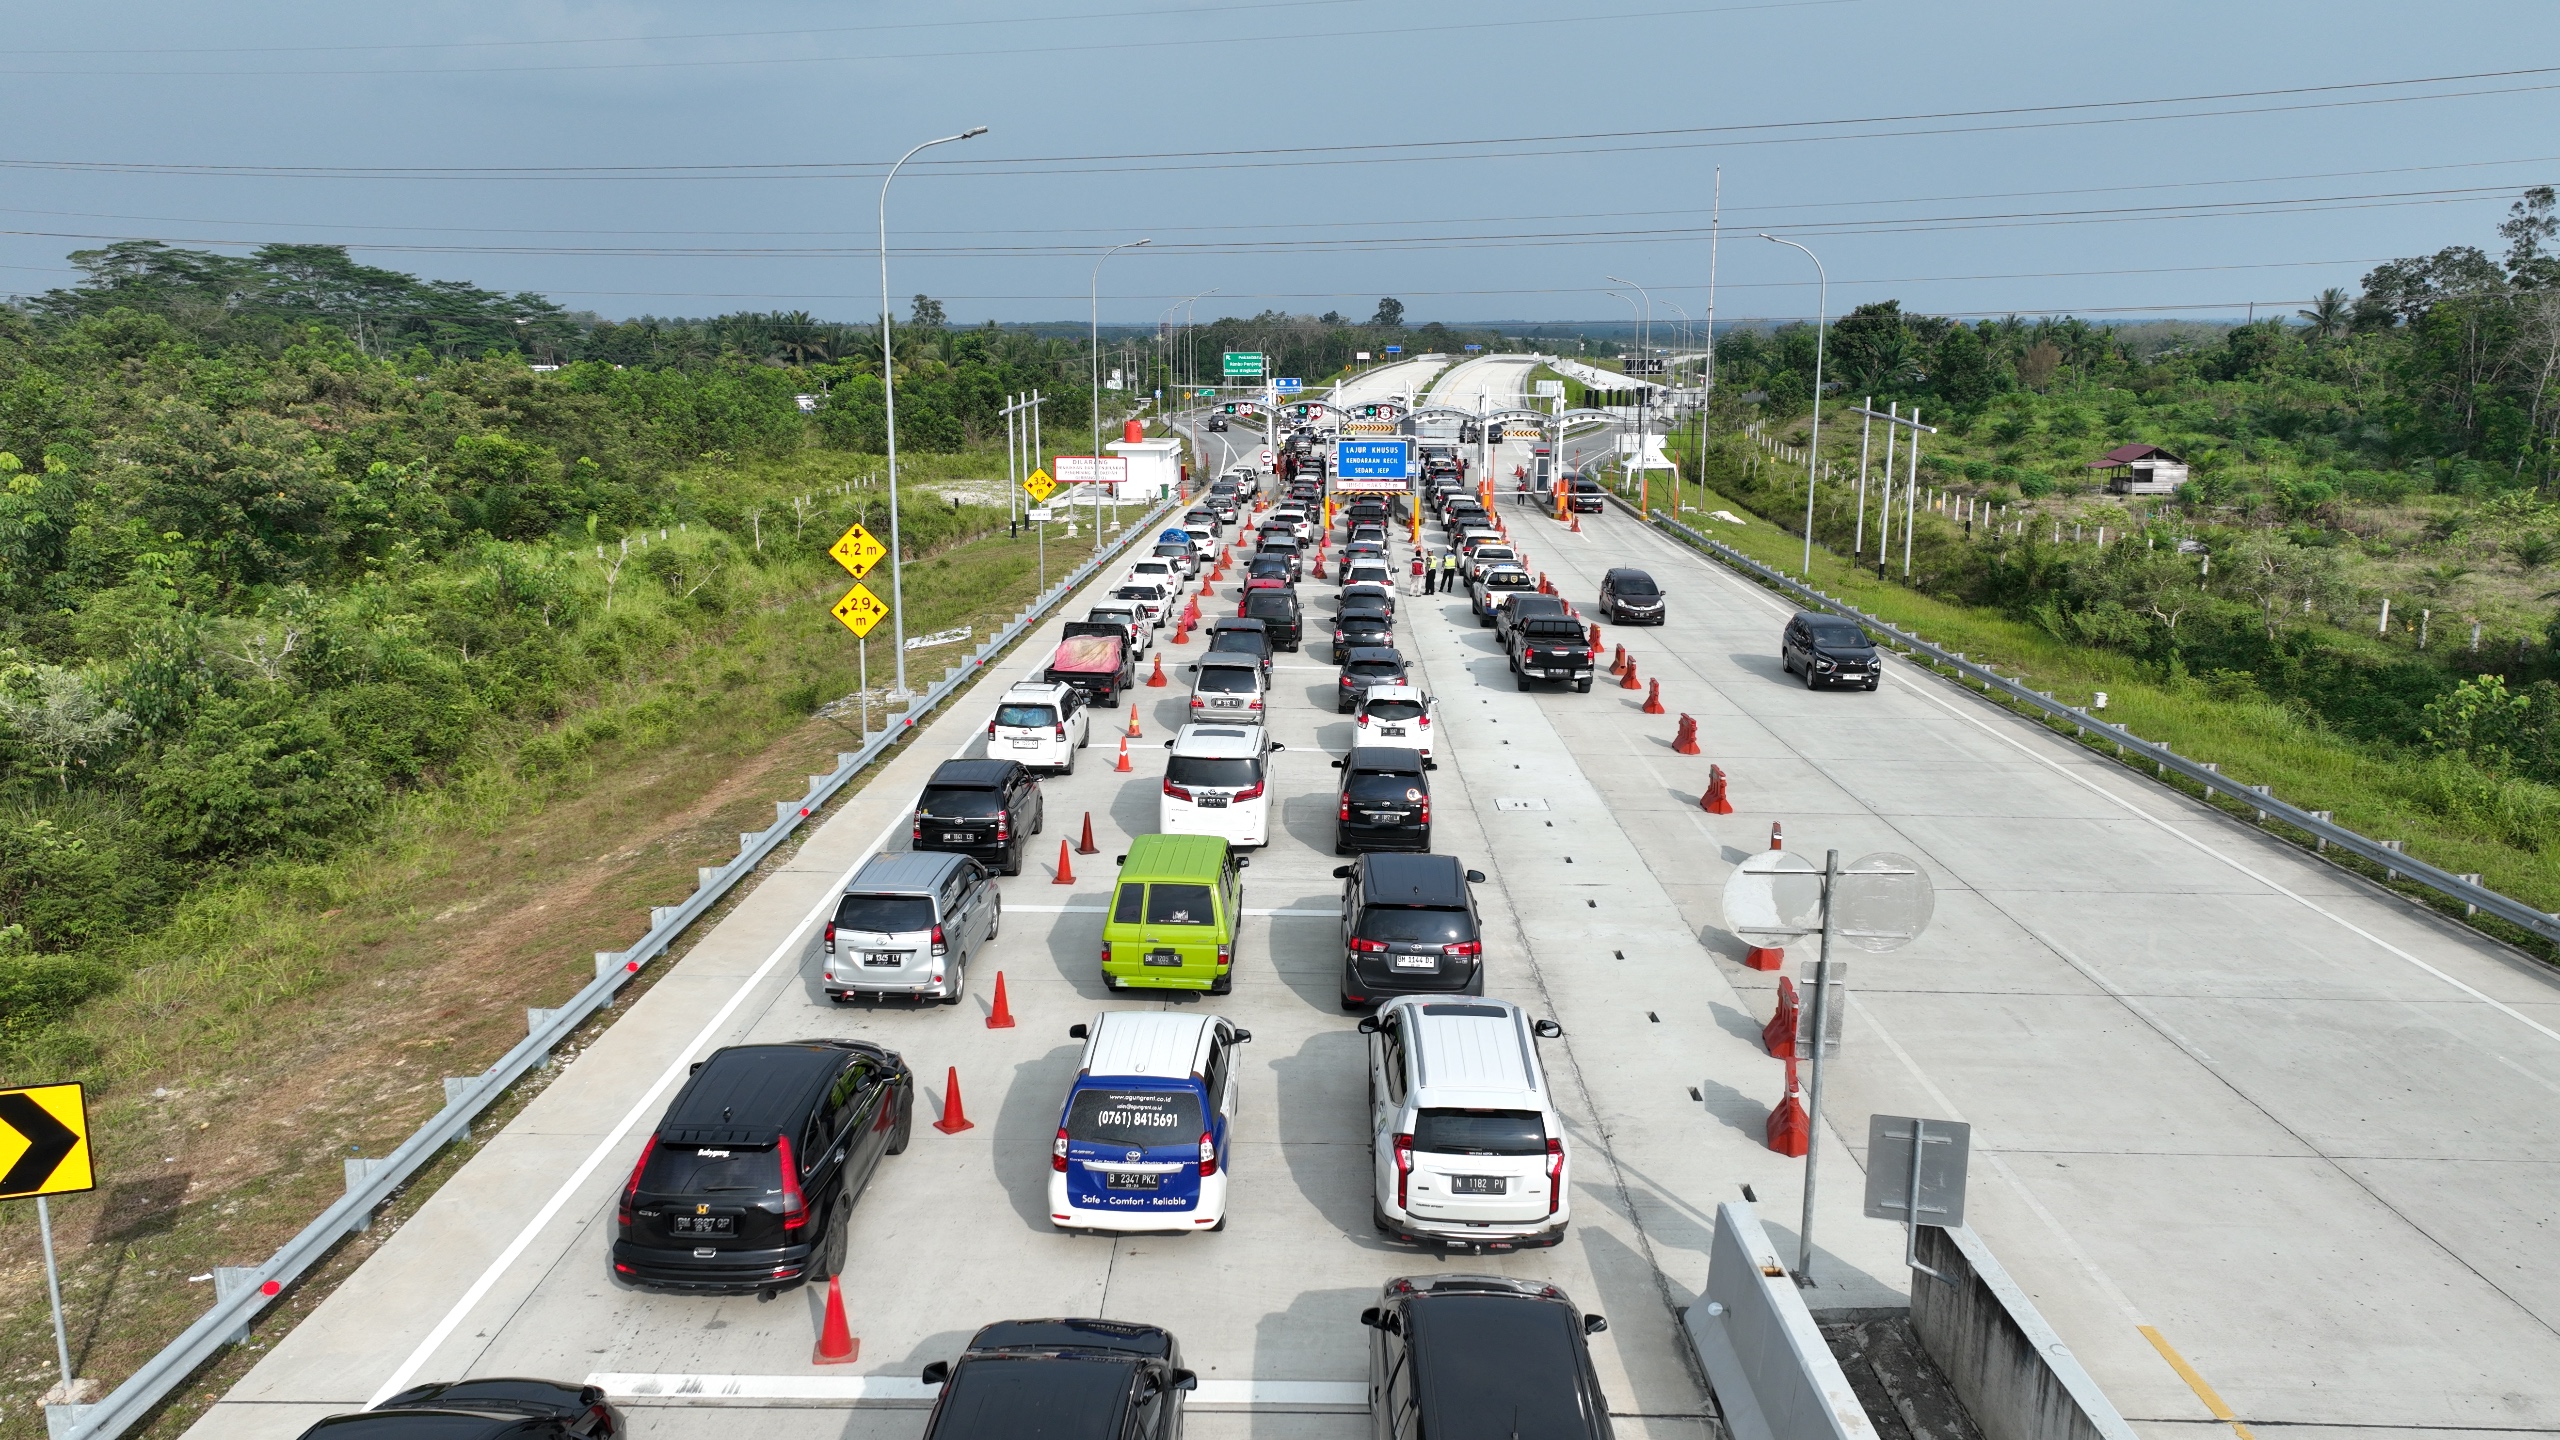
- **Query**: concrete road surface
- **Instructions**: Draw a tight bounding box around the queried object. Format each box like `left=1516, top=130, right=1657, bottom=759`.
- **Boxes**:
left=1426, top=353, right=1537, bottom=414
left=1330, top=354, right=1446, bottom=408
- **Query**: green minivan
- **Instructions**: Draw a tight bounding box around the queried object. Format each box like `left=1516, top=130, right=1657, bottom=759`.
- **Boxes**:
left=1104, top=834, right=1248, bottom=994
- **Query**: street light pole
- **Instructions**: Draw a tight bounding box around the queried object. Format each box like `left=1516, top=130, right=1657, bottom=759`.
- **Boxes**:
left=1602, top=288, right=1642, bottom=503
left=1092, top=238, right=1152, bottom=551
left=879, top=123, right=987, bottom=696
left=1761, top=234, right=1828, bottom=577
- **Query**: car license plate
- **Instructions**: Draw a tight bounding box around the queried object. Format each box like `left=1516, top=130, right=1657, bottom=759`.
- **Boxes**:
left=1198, top=794, right=1229, bottom=809
left=1011, top=739, right=1040, bottom=749
left=1215, top=697, right=1240, bottom=708
left=1393, top=955, right=1438, bottom=970
left=1144, top=950, right=1183, bottom=967
left=672, top=1214, right=735, bottom=1235
left=1105, top=1172, right=1160, bottom=1191
left=1364, top=811, right=1400, bottom=823
left=1381, top=725, right=1407, bottom=737
left=861, top=951, right=904, bottom=968
left=1451, top=1176, right=1507, bottom=1196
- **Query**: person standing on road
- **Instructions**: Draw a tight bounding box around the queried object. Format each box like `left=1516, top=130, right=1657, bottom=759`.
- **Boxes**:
left=1410, top=550, right=1428, bottom=595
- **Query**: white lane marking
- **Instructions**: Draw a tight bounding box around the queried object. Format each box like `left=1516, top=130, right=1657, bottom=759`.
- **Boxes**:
left=586, top=1373, right=1369, bottom=1410
left=1005, top=904, right=1340, bottom=916
left=374, top=536, right=1164, bottom=1402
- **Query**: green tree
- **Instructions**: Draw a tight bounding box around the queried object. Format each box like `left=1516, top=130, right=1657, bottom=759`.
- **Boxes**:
left=0, top=665, right=133, bottom=789
left=1371, top=297, right=1405, bottom=328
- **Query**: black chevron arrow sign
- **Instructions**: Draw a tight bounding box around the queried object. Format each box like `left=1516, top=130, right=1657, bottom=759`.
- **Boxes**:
left=0, top=1086, right=90, bottom=1199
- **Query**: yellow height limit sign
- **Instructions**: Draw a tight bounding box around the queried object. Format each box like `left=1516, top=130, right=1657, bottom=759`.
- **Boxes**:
left=828, top=522, right=887, bottom=579
left=831, top=584, right=889, bottom=638
left=0, top=1082, right=94, bottom=1201
left=1023, top=466, right=1057, bottom=504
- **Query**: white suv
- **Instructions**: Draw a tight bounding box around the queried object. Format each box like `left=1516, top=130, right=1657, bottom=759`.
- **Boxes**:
left=1087, top=601, right=1153, bottom=656
left=1160, top=723, right=1282, bottom=848
left=987, top=682, right=1090, bottom=774
left=1361, top=997, right=1571, bottom=1253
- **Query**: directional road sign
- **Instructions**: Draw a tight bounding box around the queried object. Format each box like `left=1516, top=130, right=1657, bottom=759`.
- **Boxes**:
left=827, top=522, right=887, bottom=580
left=1023, top=467, right=1057, bottom=503
left=1223, top=351, right=1265, bottom=377
left=1274, top=378, right=1302, bottom=394
left=0, top=1082, right=93, bottom=1200
left=1385, top=345, right=1402, bottom=355
left=829, top=583, right=889, bottom=638
left=1335, top=440, right=1411, bottom=483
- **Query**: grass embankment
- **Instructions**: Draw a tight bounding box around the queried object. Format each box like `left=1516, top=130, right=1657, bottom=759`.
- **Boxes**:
left=1653, top=478, right=2560, bottom=951
left=0, top=447, right=1082, bottom=1440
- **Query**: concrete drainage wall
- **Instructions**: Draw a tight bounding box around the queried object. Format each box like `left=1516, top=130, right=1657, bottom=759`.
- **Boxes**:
left=1909, top=1226, right=2140, bottom=1440
left=1685, top=1202, right=1879, bottom=1440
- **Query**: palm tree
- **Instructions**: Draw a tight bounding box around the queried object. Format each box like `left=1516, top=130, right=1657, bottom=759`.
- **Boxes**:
left=2298, top=288, right=2350, bottom=341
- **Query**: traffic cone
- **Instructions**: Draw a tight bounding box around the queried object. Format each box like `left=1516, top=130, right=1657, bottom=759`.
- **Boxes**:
left=986, top=971, right=1016, bottom=1030
left=1609, top=645, right=1628, bottom=676
left=1077, top=811, right=1099, bottom=855
left=1769, top=821, right=1784, bottom=850
left=931, top=1066, right=975, bottom=1134
left=1702, top=765, right=1735, bottom=814
left=1126, top=704, right=1142, bottom=738
left=1054, top=839, right=1077, bottom=885
left=1114, top=736, right=1133, bottom=772
left=1620, top=658, right=1642, bottom=691
left=1762, top=977, right=1801, bottom=1058
left=1146, top=656, right=1167, bottom=687
left=1765, top=1059, right=1810, bottom=1157
left=1743, top=821, right=1787, bottom=968
left=1588, top=623, right=1602, bottom=650
left=1646, top=682, right=1669, bottom=717
left=1571, top=511, right=1583, bottom=533
left=812, top=1275, right=859, bottom=1364
left=1172, top=622, right=1191, bottom=645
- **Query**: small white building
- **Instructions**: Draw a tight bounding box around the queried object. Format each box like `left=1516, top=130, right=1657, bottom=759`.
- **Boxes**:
left=1105, top=436, right=1185, bottom=501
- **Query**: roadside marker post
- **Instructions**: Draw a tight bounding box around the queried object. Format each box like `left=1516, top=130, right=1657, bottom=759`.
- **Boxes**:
left=2, top=1082, right=97, bottom=1414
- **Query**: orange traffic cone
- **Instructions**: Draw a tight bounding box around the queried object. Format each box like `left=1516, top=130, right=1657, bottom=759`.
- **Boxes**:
left=1645, top=682, right=1669, bottom=718
left=1620, top=658, right=1642, bottom=691
left=1077, top=811, right=1099, bottom=855
left=1053, top=839, right=1077, bottom=885
left=1172, top=622, right=1191, bottom=645
left=1587, top=622, right=1602, bottom=650
left=1146, top=656, right=1166, bottom=687
left=1702, top=764, right=1735, bottom=815
left=1769, top=821, right=1784, bottom=850
left=931, top=1066, right=975, bottom=1134
left=1114, top=736, right=1133, bottom=772
left=1765, top=1060, right=1810, bottom=1157
left=813, top=1275, right=859, bottom=1364
left=986, top=971, right=1016, bottom=1030
left=1571, top=511, right=1582, bottom=533
left=1609, top=645, right=1628, bottom=676
left=1125, top=704, right=1143, bottom=738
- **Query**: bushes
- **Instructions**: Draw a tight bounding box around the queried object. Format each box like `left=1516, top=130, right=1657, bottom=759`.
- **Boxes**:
left=138, top=696, right=384, bottom=861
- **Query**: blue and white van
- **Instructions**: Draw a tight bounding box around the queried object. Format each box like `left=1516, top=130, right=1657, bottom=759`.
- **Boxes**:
left=1048, top=1012, right=1251, bottom=1234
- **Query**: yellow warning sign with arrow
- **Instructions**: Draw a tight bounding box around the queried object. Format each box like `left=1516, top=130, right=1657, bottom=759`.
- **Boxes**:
left=0, top=1082, right=93, bottom=1201
left=830, top=583, right=889, bottom=638
left=828, top=523, right=887, bottom=580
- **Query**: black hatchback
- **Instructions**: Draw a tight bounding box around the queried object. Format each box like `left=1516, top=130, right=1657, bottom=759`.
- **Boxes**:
left=1332, top=747, right=1431, bottom=855
left=612, top=1040, right=913, bottom=1294
left=914, top=758, right=1044, bottom=875
left=920, top=1319, right=1196, bottom=1440
left=1334, top=852, right=1487, bottom=1009
left=1336, top=646, right=1409, bottom=713
left=1361, top=1275, right=1613, bottom=1440
left=1331, top=605, right=1395, bottom=663
left=1780, top=610, right=1881, bottom=690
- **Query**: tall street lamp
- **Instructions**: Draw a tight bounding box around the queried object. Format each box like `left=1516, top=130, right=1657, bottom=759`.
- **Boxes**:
left=1602, top=289, right=1642, bottom=496
left=879, top=123, right=987, bottom=696
left=1091, top=238, right=1152, bottom=549
left=1761, top=234, right=1828, bottom=576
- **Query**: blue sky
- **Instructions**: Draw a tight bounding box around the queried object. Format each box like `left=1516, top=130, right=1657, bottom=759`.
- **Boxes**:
left=3, top=0, right=2555, bottom=328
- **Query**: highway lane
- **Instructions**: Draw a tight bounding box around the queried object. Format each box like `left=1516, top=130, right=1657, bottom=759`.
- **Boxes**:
left=190, top=474, right=1914, bottom=1440
left=1423, top=352, right=1535, bottom=414
left=1519, top=499, right=2560, bottom=1436
left=1328, top=354, right=1444, bottom=408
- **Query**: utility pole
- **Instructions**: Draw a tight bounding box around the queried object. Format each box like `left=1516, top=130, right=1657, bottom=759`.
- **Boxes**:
left=1762, top=234, right=1828, bottom=577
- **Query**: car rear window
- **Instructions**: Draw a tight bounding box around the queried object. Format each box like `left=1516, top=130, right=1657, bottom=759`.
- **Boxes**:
left=919, top=785, right=1004, bottom=817
left=834, top=893, right=934, bottom=933
left=1356, top=905, right=1470, bottom=944
left=935, top=1355, right=1141, bottom=1438
left=1169, top=756, right=1260, bottom=788
left=1364, top=698, right=1424, bottom=721
left=1145, top=883, right=1217, bottom=925
left=1349, top=661, right=1403, bottom=680
left=995, top=704, right=1058, bottom=728
left=1244, top=594, right=1297, bottom=620
left=1346, top=771, right=1425, bottom=803
left=1612, top=574, right=1659, bottom=596
left=1068, top=1089, right=1206, bottom=1145
left=640, top=1140, right=781, bottom=1195
left=1414, top=1109, right=1546, bottom=1155
left=1521, top=619, right=1585, bottom=640
left=1195, top=667, right=1257, bottom=693
left=1485, top=572, right=1531, bottom=590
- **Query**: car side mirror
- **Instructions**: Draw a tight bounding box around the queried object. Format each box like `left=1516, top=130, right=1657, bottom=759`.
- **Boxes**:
left=1332, top=864, right=1353, bottom=879
left=1170, top=1368, right=1199, bottom=1391
left=688, top=1061, right=704, bottom=1075
left=1357, top=1015, right=1382, bottom=1034
left=1164, top=739, right=1175, bottom=748
left=1331, top=759, right=1343, bottom=768
left=1584, top=1314, right=1609, bottom=1335
left=1465, top=869, right=1486, bottom=883
left=920, top=1361, right=951, bottom=1387
left=1271, top=742, right=1285, bottom=751
left=1231, top=1029, right=1252, bottom=1044
left=1069, top=1023, right=1089, bottom=1040
left=1234, top=855, right=1249, bottom=869
left=1534, top=1019, right=1564, bottom=1039
left=1424, top=761, right=1439, bottom=771
left=1359, top=1306, right=1383, bottom=1329
left=1115, top=855, right=1126, bottom=866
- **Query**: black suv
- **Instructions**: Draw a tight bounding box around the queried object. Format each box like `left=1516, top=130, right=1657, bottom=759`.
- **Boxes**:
left=1360, top=1275, right=1613, bottom=1440
left=1509, top=616, right=1594, bottom=692
left=1204, top=618, right=1274, bottom=680
left=299, top=1380, right=623, bottom=1440
left=1780, top=610, right=1880, bottom=690
left=1334, top=852, right=1487, bottom=1009
left=1598, top=567, right=1664, bottom=624
left=920, top=1319, right=1196, bottom=1440
left=1241, top=587, right=1303, bottom=650
left=1336, top=646, right=1409, bottom=713
left=1333, top=747, right=1431, bottom=856
left=914, top=758, right=1045, bottom=875
left=1331, top=605, right=1395, bottom=663
left=612, top=1040, right=913, bottom=1294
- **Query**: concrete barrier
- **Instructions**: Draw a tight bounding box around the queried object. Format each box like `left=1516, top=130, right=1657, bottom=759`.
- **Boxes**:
left=1685, top=1202, right=1878, bottom=1440
left=1910, top=1225, right=2139, bottom=1440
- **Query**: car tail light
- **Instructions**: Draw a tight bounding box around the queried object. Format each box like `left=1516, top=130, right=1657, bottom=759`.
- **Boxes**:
left=1198, top=1132, right=1219, bottom=1177
left=1393, top=1133, right=1414, bottom=1208
left=1053, top=1128, right=1071, bottom=1172
left=931, top=924, right=947, bottom=957
left=1417, top=713, right=1430, bottom=728
left=1419, top=796, right=1432, bottom=824
left=618, top=1134, right=656, bottom=1228
left=1350, top=937, right=1388, bottom=954
left=1216, top=942, right=1231, bottom=969
left=1339, top=795, right=1351, bottom=822
left=823, top=923, right=837, bottom=956
left=1054, top=723, right=1068, bottom=740
left=1356, top=712, right=1370, bottom=726
left=996, top=812, right=1010, bottom=842
left=1101, top=941, right=1112, bottom=967
left=1248, top=698, right=1263, bottom=711
left=1442, top=938, right=1479, bottom=958
left=911, top=819, right=923, bottom=842
left=1547, top=1137, right=1566, bottom=1215
left=986, top=721, right=997, bottom=738
left=1164, top=778, right=1194, bottom=801
left=776, top=1136, right=807, bottom=1230
left=1236, top=780, right=1265, bottom=801
left=1189, top=695, right=1204, bottom=710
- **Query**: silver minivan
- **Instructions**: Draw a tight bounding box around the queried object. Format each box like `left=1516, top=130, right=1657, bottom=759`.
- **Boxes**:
left=821, top=851, right=1000, bottom=1005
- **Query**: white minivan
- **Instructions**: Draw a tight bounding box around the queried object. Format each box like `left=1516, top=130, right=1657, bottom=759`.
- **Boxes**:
left=1160, top=723, right=1283, bottom=848
left=987, top=681, right=1090, bottom=773
left=1362, top=996, right=1572, bottom=1253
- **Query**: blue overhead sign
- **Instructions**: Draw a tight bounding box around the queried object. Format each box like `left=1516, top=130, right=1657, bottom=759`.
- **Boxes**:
left=1274, top=377, right=1303, bottom=393
left=1334, top=439, right=1412, bottom=480
left=1464, top=344, right=1482, bottom=352
left=1385, top=345, right=1402, bottom=355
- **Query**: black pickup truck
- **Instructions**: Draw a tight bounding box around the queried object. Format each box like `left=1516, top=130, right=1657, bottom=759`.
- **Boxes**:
left=1507, top=615, right=1595, bottom=692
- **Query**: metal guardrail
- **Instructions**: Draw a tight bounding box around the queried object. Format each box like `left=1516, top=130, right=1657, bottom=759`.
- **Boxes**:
left=54, top=493, right=1189, bottom=1440
left=1640, top=506, right=2560, bottom=949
